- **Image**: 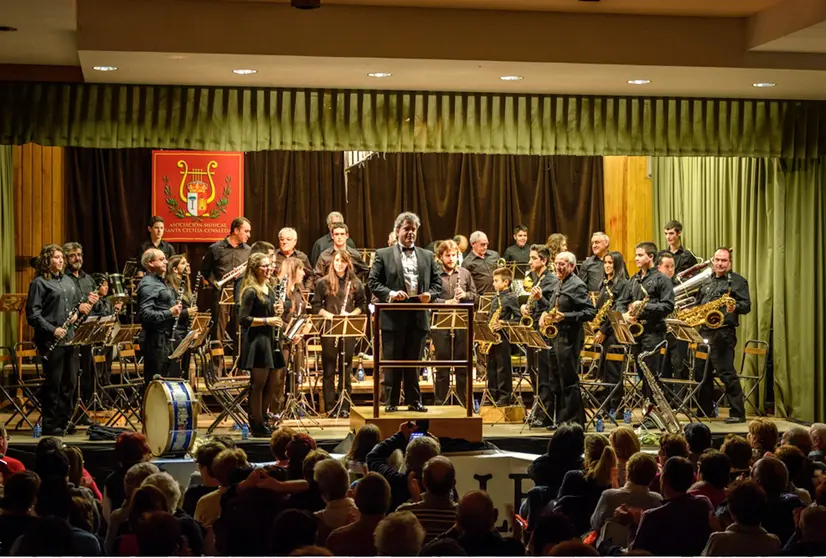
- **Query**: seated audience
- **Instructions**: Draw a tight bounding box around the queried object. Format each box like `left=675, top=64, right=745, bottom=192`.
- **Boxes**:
left=0, top=471, right=39, bottom=555
left=366, top=422, right=440, bottom=511
left=135, top=511, right=188, bottom=556
left=546, top=539, right=600, bottom=556
left=113, top=484, right=168, bottom=555
left=269, top=427, right=296, bottom=470
left=194, top=448, right=248, bottom=528
left=590, top=452, right=662, bottom=535
left=684, top=422, right=713, bottom=470
left=0, top=428, right=25, bottom=475
left=104, top=462, right=160, bottom=555
left=631, top=457, right=712, bottom=556
left=702, top=480, right=780, bottom=556
left=285, top=434, right=318, bottom=481
left=103, top=432, right=153, bottom=521
left=808, top=423, right=826, bottom=464
left=290, top=544, right=333, bottom=556
left=65, top=446, right=101, bottom=501
left=327, top=472, right=390, bottom=556
left=748, top=418, right=779, bottom=462
left=182, top=442, right=225, bottom=517
left=419, top=536, right=468, bottom=556
left=609, top=427, right=640, bottom=486
left=720, top=435, right=752, bottom=482
left=12, top=516, right=75, bottom=556
left=142, top=472, right=204, bottom=556
left=781, top=505, right=826, bottom=555
left=288, top=449, right=330, bottom=513
left=554, top=433, right=617, bottom=535
left=528, top=512, right=577, bottom=556
left=748, top=456, right=804, bottom=545
left=68, top=496, right=95, bottom=534
left=374, top=511, right=425, bottom=556
left=397, top=456, right=458, bottom=543
left=436, top=490, right=524, bottom=556
left=314, top=459, right=358, bottom=545
left=270, top=509, right=319, bottom=556
left=689, top=449, right=731, bottom=509
left=343, top=424, right=382, bottom=481
left=650, top=433, right=690, bottom=492
left=27, top=480, right=101, bottom=555
left=773, top=445, right=813, bottom=505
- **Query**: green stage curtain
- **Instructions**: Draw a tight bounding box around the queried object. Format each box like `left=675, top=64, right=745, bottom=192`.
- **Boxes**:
left=653, top=157, right=825, bottom=422
left=3, top=83, right=826, bottom=157
left=0, top=145, right=15, bottom=348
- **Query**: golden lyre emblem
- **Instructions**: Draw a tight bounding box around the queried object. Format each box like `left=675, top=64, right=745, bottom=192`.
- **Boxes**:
left=179, top=160, right=217, bottom=217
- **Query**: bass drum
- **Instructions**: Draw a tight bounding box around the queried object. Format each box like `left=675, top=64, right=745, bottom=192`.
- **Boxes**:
left=143, top=379, right=198, bottom=457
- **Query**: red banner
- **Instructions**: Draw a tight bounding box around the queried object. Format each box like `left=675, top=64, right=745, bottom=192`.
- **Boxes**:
left=151, top=151, right=245, bottom=242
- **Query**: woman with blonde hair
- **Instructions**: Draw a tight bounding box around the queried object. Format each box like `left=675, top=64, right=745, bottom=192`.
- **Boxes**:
left=546, top=233, right=569, bottom=261
left=609, top=427, right=641, bottom=485
left=239, top=252, right=286, bottom=437
left=165, top=254, right=198, bottom=379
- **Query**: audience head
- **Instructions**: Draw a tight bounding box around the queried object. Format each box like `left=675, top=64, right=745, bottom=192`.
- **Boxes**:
left=683, top=423, right=712, bottom=456
left=347, top=424, right=382, bottom=463
left=16, top=516, right=74, bottom=556
left=34, top=436, right=62, bottom=462
left=546, top=540, right=600, bottom=556
left=781, top=426, right=814, bottom=456
left=128, top=484, right=170, bottom=532
left=269, top=427, right=296, bottom=462
left=721, top=434, right=753, bottom=471
left=773, top=445, right=806, bottom=487
left=124, top=462, right=161, bottom=503
left=529, top=511, right=576, bottom=556
left=141, top=472, right=182, bottom=513
left=583, top=434, right=616, bottom=486
left=287, top=434, right=318, bottom=478
left=405, top=435, right=440, bottom=477
left=64, top=446, right=84, bottom=487
left=420, top=537, right=468, bottom=556
left=290, top=546, right=334, bottom=556
left=422, top=455, right=456, bottom=498
left=210, top=434, right=237, bottom=449
left=374, top=511, right=425, bottom=556
left=809, top=423, right=826, bottom=452
left=658, top=433, right=690, bottom=464
left=547, top=423, right=586, bottom=465
left=35, top=478, right=72, bottom=518
left=194, top=442, right=225, bottom=484
left=314, top=458, right=349, bottom=503
left=136, top=511, right=185, bottom=556
left=302, top=449, right=330, bottom=483
left=115, top=431, right=152, bottom=467
left=69, top=495, right=95, bottom=533
left=697, top=449, right=731, bottom=490
left=212, top=448, right=250, bottom=488
left=748, top=418, right=779, bottom=456
left=270, top=509, right=319, bottom=556
left=609, top=427, right=640, bottom=462
left=660, top=456, right=694, bottom=497
left=626, top=452, right=659, bottom=488
left=727, top=479, right=767, bottom=527
left=354, top=472, right=391, bottom=515
left=457, top=490, right=497, bottom=535
left=751, top=456, right=789, bottom=498
left=33, top=446, right=69, bottom=481
left=800, top=505, right=826, bottom=543
left=1, top=471, right=41, bottom=515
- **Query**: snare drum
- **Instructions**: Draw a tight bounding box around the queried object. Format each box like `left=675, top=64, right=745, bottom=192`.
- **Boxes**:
left=143, top=379, right=198, bottom=457
left=107, top=273, right=131, bottom=305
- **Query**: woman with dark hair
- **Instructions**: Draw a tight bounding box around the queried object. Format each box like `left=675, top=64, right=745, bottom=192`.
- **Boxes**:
left=0, top=471, right=40, bottom=555
left=25, top=244, right=98, bottom=436
left=165, top=255, right=198, bottom=380
left=311, top=249, right=367, bottom=418
left=343, top=424, right=382, bottom=481
left=274, top=258, right=309, bottom=416
left=102, top=432, right=153, bottom=520
left=593, top=250, right=630, bottom=410
left=239, top=252, right=286, bottom=437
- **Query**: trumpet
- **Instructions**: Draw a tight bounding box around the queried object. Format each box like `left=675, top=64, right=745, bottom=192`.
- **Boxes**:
left=496, top=258, right=507, bottom=268
left=216, top=262, right=247, bottom=289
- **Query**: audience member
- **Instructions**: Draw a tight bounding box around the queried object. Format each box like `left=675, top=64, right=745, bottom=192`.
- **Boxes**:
left=194, top=448, right=248, bottom=528
left=748, top=456, right=804, bottom=545
left=269, top=427, right=296, bottom=469
left=135, top=511, right=187, bottom=556
left=609, top=427, right=640, bottom=486
left=419, top=536, right=468, bottom=556
left=0, top=471, right=39, bottom=555
left=528, top=512, right=576, bottom=556
left=631, top=457, right=712, bottom=556
left=288, top=449, right=330, bottom=513
left=344, top=424, right=382, bottom=481
left=314, top=459, right=358, bottom=545
left=142, top=472, right=204, bottom=556
left=689, top=450, right=731, bottom=509
left=114, top=484, right=168, bottom=555
left=650, top=433, right=690, bottom=492
left=68, top=495, right=95, bottom=534
left=684, top=423, right=713, bottom=469
left=781, top=426, right=814, bottom=456
left=366, top=422, right=440, bottom=511
left=374, top=511, right=425, bottom=556
left=808, top=423, right=826, bottom=464
left=720, top=435, right=752, bottom=482
left=0, top=428, right=25, bottom=475
left=103, top=432, right=152, bottom=520
left=590, top=452, right=662, bottom=534
left=773, top=445, right=812, bottom=505
left=437, top=490, right=524, bottom=556
left=286, top=434, right=318, bottom=481
left=214, top=482, right=293, bottom=556
left=327, top=472, right=390, bottom=556
left=28, top=480, right=101, bottom=555
left=546, top=539, right=600, bottom=556
left=270, top=509, right=318, bottom=556
left=554, top=434, right=617, bottom=534
left=781, top=505, right=826, bottom=555
left=290, top=545, right=333, bottom=556
left=12, top=516, right=74, bottom=556
left=397, top=456, right=457, bottom=542
left=702, top=480, right=780, bottom=556
left=104, top=462, right=160, bottom=555
left=182, top=442, right=225, bottom=516
left=748, top=419, right=779, bottom=461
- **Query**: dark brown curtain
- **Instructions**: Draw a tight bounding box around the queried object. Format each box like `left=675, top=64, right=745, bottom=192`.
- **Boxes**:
left=66, top=149, right=602, bottom=274
left=344, top=154, right=604, bottom=257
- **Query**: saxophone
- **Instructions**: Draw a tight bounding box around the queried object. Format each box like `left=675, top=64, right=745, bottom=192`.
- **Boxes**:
left=585, top=281, right=613, bottom=343
left=519, top=272, right=542, bottom=328
left=538, top=283, right=560, bottom=339
left=628, top=280, right=648, bottom=338
left=638, top=343, right=681, bottom=434
left=479, top=291, right=503, bottom=355
left=676, top=275, right=735, bottom=329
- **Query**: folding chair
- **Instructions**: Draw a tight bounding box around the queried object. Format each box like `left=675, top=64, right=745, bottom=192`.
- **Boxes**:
left=661, top=342, right=706, bottom=422
left=579, top=344, right=620, bottom=428
left=5, top=342, right=45, bottom=429
left=204, top=340, right=250, bottom=433
left=716, top=339, right=769, bottom=416
left=0, top=345, right=28, bottom=423
left=104, top=342, right=144, bottom=430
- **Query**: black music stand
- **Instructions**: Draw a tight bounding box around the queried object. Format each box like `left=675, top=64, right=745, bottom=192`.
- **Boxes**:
left=104, top=324, right=144, bottom=430
left=279, top=316, right=324, bottom=428
left=431, top=309, right=469, bottom=407
left=65, top=317, right=115, bottom=432
left=325, top=315, right=368, bottom=419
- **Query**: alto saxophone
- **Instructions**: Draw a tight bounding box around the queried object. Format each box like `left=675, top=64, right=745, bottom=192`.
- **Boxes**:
left=585, top=281, right=613, bottom=343
left=520, top=272, right=541, bottom=328
left=638, top=343, right=681, bottom=434
left=628, top=281, right=648, bottom=338
left=676, top=275, right=735, bottom=329
left=539, top=283, right=560, bottom=339
left=479, top=291, right=503, bottom=355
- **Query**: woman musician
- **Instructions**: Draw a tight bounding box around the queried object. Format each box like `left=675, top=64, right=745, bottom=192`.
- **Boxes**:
left=592, top=250, right=629, bottom=411
left=165, top=255, right=198, bottom=381
left=272, top=258, right=308, bottom=416
left=311, top=249, right=366, bottom=418
left=89, top=273, right=125, bottom=387
left=238, top=253, right=286, bottom=437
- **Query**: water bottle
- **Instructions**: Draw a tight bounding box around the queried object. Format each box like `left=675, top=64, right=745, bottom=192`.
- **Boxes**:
left=232, top=422, right=240, bottom=431
left=33, top=421, right=42, bottom=439
left=596, top=416, right=605, bottom=432
left=623, top=408, right=632, bottom=424
left=357, top=362, right=365, bottom=382
left=473, top=398, right=480, bottom=414
left=240, top=423, right=249, bottom=440
left=422, top=367, right=429, bottom=382
left=713, top=402, right=719, bottom=417
left=609, top=408, right=616, bottom=422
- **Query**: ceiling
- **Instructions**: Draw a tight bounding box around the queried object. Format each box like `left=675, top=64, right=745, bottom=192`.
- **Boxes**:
left=3, top=0, right=826, bottom=99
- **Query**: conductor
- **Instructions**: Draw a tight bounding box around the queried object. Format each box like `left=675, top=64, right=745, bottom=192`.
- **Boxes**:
left=368, top=212, right=442, bottom=413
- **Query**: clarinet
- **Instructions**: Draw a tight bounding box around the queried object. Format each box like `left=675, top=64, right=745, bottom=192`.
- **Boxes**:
left=171, top=271, right=187, bottom=333
left=188, top=271, right=202, bottom=330
left=273, top=277, right=288, bottom=340
left=341, top=279, right=352, bottom=314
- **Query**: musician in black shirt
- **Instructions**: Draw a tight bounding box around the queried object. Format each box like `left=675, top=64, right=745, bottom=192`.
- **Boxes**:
left=312, top=250, right=367, bottom=417
left=462, top=231, right=499, bottom=294
left=695, top=248, right=751, bottom=423
left=657, top=251, right=689, bottom=381
left=592, top=251, right=630, bottom=411
left=275, top=227, right=315, bottom=292
left=138, top=216, right=176, bottom=262
left=89, top=274, right=121, bottom=388
left=26, top=244, right=98, bottom=436
left=664, top=220, right=698, bottom=276
left=314, top=224, right=369, bottom=280
left=539, top=252, right=597, bottom=424
left=578, top=232, right=611, bottom=293
left=165, top=255, right=198, bottom=381
left=503, top=225, right=531, bottom=264
left=277, top=258, right=310, bottom=415
left=486, top=267, right=520, bottom=406
left=310, top=211, right=358, bottom=267
left=138, top=248, right=184, bottom=387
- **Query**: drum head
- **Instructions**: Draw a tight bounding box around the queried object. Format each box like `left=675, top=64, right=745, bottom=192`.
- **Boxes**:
left=144, top=381, right=170, bottom=457
left=143, top=380, right=197, bottom=457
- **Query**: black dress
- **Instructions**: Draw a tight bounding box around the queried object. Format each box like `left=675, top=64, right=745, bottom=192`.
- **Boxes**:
left=238, top=286, right=286, bottom=370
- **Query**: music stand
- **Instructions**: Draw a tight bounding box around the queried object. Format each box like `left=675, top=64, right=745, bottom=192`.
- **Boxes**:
left=608, top=311, right=637, bottom=346
left=219, top=288, right=235, bottom=306
left=666, top=319, right=705, bottom=344
left=477, top=294, right=495, bottom=314
left=473, top=321, right=501, bottom=408
left=69, top=317, right=100, bottom=346
left=279, top=316, right=325, bottom=427
left=326, top=315, right=368, bottom=418
left=66, top=317, right=117, bottom=431
left=431, top=309, right=469, bottom=407
left=0, top=293, right=28, bottom=421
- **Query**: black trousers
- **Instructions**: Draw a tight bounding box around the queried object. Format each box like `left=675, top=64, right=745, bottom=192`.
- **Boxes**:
left=598, top=333, right=625, bottom=410
left=142, top=329, right=172, bottom=387
left=552, top=327, right=584, bottom=424
left=662, top=333, right=689, bottom=380
left=212, top=302, right=240, bottom=359
left=486, top=340, right=513, bottom=403
left=432, top=330, right=468, bottom=405
left=321, top=337, right=355, bottom=411
left=697, top=328, right=746, bottom=418
left=526, top=344, right=554, bottom=424
left=631, top=329, right=667, bottom=400
left=40, top=345, right=79, bottom=431
left=382, top=329, right=426, bottom=407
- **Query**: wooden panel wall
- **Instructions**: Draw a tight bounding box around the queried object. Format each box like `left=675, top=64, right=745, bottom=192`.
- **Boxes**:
left=13, top=144, right=65, bottom=298
left=603, top=156, right=654, bottom=266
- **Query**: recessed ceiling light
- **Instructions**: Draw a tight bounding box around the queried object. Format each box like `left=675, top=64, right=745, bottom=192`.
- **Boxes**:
left=168, top=55, right=187, bottom=60
left=0, top=26, right=18, bottom=32
left=232, top=68, right=258, bottom=75
left=500, top=75, right=524, bottom=81
left=92, top=66, right=118, bottom=72
left=627, top=79, right=651, bottom=85
left=367, top=72, right=392, bottom=78
left=753, top=82, right=776, bottom=88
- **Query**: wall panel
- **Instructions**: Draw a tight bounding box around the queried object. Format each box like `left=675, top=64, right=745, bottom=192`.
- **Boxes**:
left=603, top=156, right=655, bottom=267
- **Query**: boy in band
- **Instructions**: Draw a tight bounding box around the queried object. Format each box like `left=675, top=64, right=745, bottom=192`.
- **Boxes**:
left=664, top=220, right=698, bottom=276
left=504, top=224, right=531, bottom=264
left=486, top=268, right=520, bottom=406
left=520, top=244, right=559, bottom=427
left=138, top=215, right=176, bottom=262
left=656, top=250, right=689, bottom=381
left=433, top=240, right=477, bottom=405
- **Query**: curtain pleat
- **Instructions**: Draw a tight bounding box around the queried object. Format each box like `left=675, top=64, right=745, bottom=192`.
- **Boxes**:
left=3, top=84, right=825, bottom=157
left=0, top=146, right=15, bottom=348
